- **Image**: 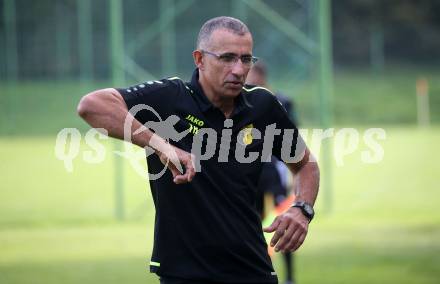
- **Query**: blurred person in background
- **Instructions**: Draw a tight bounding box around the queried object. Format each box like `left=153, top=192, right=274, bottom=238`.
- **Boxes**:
left=247, top=61, right=298, bottom=284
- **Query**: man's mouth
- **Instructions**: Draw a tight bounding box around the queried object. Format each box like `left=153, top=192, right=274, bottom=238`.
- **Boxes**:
left=225, top=81, right=243, bottom=87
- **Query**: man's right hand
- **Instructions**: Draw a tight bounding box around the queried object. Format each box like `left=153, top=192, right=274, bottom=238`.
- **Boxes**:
left=154, top=141, right=196, bottom=184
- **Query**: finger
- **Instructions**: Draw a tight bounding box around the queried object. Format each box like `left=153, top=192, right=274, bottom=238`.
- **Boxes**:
left=175, top=162, right=194, bottom=184
left=173, top=174, right=189, bottom=184
left=169, top=157, right=184, bottom=175
left=184, top=157, right=196, bottom=182
left=168, top=164, right=181, bottom=180
left=172, top=155, right=197, bottom=184
left=166, top=147, right=183, bottom=174
left=271, top=219, right=289, bottom=250
left=275, top=222, right=296, bottom=252
left=291, top=232, right=307, bottom=252
left=284, top=229, right=302, bottom=252
left=171, top=164, right=189, bottom=184
left=263, top=217, right=281, bottom=233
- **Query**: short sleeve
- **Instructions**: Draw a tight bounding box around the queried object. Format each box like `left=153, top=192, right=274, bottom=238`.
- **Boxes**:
left=269, top=95, right=304, bottom=163
left=117, top=78, right=182, bottom=124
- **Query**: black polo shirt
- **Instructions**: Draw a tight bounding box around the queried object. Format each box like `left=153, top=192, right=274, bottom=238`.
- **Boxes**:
left=117, top=69, right=299, bottom=283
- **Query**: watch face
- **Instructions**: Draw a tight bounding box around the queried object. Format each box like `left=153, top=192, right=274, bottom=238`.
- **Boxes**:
left=293, top=202, right=314, bottom=220
left=304, top=205, right=313, bottom=215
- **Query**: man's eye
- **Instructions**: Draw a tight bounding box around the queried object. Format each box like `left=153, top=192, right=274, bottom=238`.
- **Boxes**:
left=241, top=56, right=253, bottom=64
left=219, top=55, right=237, bottom=63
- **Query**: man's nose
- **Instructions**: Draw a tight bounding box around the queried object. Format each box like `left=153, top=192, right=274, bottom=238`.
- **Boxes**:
left=230, top=60, right=246, bottom=77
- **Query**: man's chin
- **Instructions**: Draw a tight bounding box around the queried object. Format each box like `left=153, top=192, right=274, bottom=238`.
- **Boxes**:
left=223, top=84, right=243, bottom=96
left=223, top=88, right=242, bottom=98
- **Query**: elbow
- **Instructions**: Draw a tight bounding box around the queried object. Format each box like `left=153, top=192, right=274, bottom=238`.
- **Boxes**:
left=77, top=90, right=107, bottom=119
left=77, top=94, right=93, bottom=119
left=77, top=88, right=125, bottom=121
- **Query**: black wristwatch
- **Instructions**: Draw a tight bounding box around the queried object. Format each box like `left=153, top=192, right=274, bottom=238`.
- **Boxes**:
left=292, top=201, right=315, bottom=222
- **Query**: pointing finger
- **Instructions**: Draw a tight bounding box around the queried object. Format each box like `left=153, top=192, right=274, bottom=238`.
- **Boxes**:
left=263, top=217, right=281, bottom=233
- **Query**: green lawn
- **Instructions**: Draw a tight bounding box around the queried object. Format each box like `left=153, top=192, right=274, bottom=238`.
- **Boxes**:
left=0, top=127, right=439, bottom=284
left=1, top=67, right=439, bottom=136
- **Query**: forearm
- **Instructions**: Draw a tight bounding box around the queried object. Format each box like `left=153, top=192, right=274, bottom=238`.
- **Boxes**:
left=288, top=150, right=320, bottom=205
left=77, top=88, right=166, bottom=151
left=293, top=161, right=319, bottom=205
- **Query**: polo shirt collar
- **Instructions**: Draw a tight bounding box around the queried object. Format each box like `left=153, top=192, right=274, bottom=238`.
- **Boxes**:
left=188, top=69, right=248, bottom=115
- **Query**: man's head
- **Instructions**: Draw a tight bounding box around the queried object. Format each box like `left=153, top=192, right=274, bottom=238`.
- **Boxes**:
left=245, top=61, right=268, bottom=87
left=193, top=16, right=254, bottom=99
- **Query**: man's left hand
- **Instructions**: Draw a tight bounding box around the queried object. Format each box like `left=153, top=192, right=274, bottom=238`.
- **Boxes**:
left=263, top=207, right=309, bottom=252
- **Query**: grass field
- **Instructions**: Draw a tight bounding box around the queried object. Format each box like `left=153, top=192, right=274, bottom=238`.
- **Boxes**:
left=1, top=67, right=439, bottom=136
left=1, top=68, right=439, bottom=283
left=1, top=127, right=439, bottom=284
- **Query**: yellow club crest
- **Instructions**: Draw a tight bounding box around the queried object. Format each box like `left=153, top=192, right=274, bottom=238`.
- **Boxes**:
left=242, top=124, right=254, bottom=146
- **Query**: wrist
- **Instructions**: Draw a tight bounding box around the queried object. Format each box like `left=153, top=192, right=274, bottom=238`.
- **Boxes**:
left=148, top=134, right=169, bottom=154
left=291, top=201, right=315, bottom=223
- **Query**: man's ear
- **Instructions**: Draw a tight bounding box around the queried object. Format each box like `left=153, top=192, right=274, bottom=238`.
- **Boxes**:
left=193, top=50, right=204, bottom=70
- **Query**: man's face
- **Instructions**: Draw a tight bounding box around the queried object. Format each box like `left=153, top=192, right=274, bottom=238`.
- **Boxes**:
left=198, top=29, right=253, bottom=98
